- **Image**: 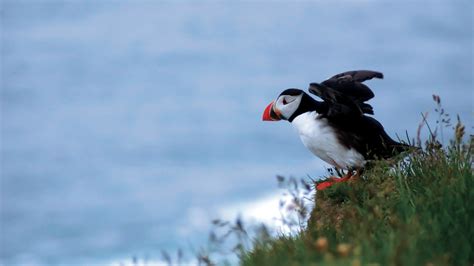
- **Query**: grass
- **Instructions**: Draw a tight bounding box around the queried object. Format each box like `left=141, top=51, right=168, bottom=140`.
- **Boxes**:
left=240, top=128, right=473, bottom=265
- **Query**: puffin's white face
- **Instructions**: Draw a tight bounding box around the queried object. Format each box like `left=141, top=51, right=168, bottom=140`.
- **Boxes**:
left=262, top=93, right=303, bottom=121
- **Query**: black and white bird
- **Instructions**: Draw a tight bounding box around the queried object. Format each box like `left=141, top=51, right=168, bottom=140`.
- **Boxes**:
left=262, top=70, right=409, bottom=189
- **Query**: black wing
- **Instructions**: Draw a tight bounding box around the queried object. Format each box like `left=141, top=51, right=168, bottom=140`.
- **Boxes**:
left=308, top=70, right=383, bottom=117
left=328, top=115, right=411, bottom=161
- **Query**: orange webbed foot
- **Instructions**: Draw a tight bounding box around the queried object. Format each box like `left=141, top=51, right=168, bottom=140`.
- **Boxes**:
left=316, top=171, right=354, bottom=191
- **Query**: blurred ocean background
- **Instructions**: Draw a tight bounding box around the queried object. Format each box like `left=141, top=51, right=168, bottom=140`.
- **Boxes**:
left=1, top=0, right=472, bottom=265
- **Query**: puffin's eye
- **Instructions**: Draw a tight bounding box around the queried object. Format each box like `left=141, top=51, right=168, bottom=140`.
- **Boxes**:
left=283, top=98, right=288, bottom=105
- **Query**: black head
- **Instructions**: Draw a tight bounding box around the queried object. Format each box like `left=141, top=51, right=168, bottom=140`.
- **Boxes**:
left=279, top=88, right=305, bottom=97
left=263, top=88, right=321, bottom=122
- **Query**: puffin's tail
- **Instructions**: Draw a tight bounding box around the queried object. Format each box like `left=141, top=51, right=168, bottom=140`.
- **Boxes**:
left=380, top=130, right=415, bottom=158
left=389, top=141, right=413, bottom=154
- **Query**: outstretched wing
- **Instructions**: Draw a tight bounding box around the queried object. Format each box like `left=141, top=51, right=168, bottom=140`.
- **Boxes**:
left=309, top=70, right=383, bottom=117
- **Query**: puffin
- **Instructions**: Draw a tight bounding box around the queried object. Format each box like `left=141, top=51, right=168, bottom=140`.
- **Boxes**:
left=262, top=70, right=409, bottom=190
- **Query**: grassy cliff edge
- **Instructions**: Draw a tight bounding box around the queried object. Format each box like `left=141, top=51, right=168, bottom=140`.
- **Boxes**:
left=241, top=134, right=473, bottom=265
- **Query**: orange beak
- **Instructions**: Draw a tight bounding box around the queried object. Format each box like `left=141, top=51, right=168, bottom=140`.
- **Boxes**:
left=262, top=101, right=282, bottom=121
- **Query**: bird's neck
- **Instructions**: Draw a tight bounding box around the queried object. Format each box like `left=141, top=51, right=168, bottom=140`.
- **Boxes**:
left=288, top=94, right=326, bottom=122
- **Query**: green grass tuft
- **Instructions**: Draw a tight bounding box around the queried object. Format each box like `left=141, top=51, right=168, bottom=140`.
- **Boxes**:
left=241, top=136, right=473, bottom=266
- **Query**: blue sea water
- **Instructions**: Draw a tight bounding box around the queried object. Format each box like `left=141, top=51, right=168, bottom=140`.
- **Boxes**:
left=1, top=1, right=472, bottom=265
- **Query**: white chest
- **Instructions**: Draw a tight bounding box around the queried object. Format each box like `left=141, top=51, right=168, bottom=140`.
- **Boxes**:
left=291, top=112, right=365, bottom=169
